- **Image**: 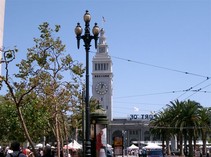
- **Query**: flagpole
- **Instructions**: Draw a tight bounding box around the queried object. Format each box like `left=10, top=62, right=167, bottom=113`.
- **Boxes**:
left=102, top=16, right=105, bottom=28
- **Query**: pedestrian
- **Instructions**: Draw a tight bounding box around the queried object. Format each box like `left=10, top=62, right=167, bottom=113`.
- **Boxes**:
left=6, top=142, right=26, bottom=157
left=42, top=146, right=53, bottom=157
left=0, top=146, right=4, bottom=157
left=207, top=150, right=209, bottom=157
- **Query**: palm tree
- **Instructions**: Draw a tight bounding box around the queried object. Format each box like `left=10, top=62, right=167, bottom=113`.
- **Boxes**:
left=167, top=100, right=185, bottom=156
left=149, top=109, right=172, bottom=155
left=167, top=100, right=202, bottom=157
left=152, top=100, right=210, bottom=157
left=183, top=100, right=201, bottom=157
left=198, top=107, right=211, bottom=156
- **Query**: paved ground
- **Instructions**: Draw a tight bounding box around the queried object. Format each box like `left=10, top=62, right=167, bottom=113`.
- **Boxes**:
left=116, top=155, right=198, bottom=157
left=116, top=156, right=203, bottom=157
left=116, top=156, right=181, bottom=157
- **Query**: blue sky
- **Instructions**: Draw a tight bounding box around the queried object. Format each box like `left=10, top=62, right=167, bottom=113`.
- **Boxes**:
left=2, top=0, right=211, bottom=118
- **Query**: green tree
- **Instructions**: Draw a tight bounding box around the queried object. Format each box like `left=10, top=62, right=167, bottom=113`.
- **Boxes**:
left=167, top=100, right=185, bottom=156
left=0, top=96, right=24, bottom=142
left=21, top=93, right=53, bottom=142
left=198, top=107, right=211, bottom=156
left=0, top=22, right=84, bottom=157
left=0, top=94, right=52, bottom=143
left=167, top=100, right=202, bottom=157
left=22, top=22, right=84, bottom=156
left=149, top=99, right=211, bottom=157
left=182, top=100, right=201, bottom=157
left=150, top=109, right=172, bottom=155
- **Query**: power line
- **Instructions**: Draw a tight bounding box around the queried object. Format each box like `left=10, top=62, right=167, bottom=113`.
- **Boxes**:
left=90, top=51, right=211, bottom=79
left=112, top=56, right=211, bottom=79
left=113, top=88, right=210, bottom=99
left=110, top=54, right=210, bottom=100
left=183, top=83, right=211, bottom=100
left=176, top=78, right=210, bottom=99
left=90, top=51, right=210, bottom=109
left=114, top=101, right=164, bottom=106
left=114, top=91, right=184, bottom=99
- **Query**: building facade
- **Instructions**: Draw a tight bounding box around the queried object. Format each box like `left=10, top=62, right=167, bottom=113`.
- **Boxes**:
left=0, top=0, right=5, bottom=74
left=107, top=114, right=155, bottom=148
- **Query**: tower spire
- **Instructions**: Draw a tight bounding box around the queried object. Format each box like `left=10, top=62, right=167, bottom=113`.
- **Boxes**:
left=99, top=28, right=106, bottom=45
left=97, top=28, right=108, bottom=54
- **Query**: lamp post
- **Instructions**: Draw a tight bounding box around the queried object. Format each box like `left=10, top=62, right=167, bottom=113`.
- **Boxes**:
left=75, top=10, right=100, bottom=157
left=122, top=130, right=126, bottom=157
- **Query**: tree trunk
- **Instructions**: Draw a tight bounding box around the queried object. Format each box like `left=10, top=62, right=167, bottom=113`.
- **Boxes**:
left=162, top=134, right=165, bottom=154
left=62, top=116, right=70, bottom=157
left=179, top=132, right=184, bottom=156
left=184, top=130, right=188, bottom=156
left=193, top=135, right=196, bottom=153
left=55, top=103, right=60, bottom=157
left=188, top=130, right=193, bottom=157
left=202, top=131, right=207, bottom=156
left=17, top=106, right=37, bottom=156
left=166, top=139, right=171, bottom=155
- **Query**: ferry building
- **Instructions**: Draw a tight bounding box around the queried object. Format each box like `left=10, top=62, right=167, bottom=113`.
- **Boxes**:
left=91, top=28, right=154, bottom=150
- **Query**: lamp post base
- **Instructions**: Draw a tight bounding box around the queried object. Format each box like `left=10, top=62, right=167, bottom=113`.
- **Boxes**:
left=85, top=140, right=91, bottom=157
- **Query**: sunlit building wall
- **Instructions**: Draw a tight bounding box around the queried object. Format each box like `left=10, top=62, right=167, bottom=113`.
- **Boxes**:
left=0, top=0, right=5, bottom=74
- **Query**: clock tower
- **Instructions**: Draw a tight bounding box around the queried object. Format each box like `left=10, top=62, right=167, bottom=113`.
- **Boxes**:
left=92, top=28, right=113, bottom=121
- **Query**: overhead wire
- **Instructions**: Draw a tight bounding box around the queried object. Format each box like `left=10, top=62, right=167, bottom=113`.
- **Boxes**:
left=114, top=90, right=188, bottom=99
left=109, top=55, right=211, bottom=79
left=90, top=50, right=211, bottom=79
left=175, top=77, right=210, bottom=99
left=183, top=83, right=211, bottom=100
left=113, top=89, right=211, bottom=99
left=90, top=51, right=211, bottom=109
left=111, top=55, right=211, bottom=101
left=108, top=54, right=211, bottom=101
left=114, top=101, right=164, bottom=106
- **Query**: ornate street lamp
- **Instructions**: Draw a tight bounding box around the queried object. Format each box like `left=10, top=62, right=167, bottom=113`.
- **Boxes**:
left=75, top=10, right=100, bottom=157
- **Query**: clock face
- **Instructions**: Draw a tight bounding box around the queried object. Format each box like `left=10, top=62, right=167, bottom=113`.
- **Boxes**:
left=95, top=82, right=108, bottom=95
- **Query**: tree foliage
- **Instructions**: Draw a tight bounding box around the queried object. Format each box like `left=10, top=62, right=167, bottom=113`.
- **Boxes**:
left=0, top=22, right=84, bottom=156
left=0, top=95, right=51, bottom=143
left=150, top=99, right=211, bottom=157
